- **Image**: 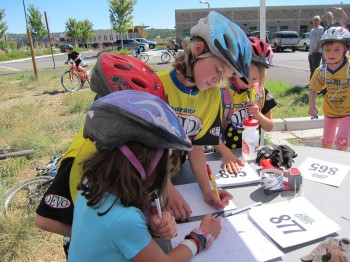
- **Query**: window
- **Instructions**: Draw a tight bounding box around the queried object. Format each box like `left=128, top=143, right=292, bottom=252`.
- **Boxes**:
left=182, top=29, right=190, bottom=39
left=267, top=26, right=277, bottom=36
left=280, top=26, right=289, bottom=31
left=104, top=35, right=107, bottom=41
left=249, top=27, right=257, bottom=33
left=299, top=25, right=308, bottom=35
left=110, top=35, right=113, bottom=40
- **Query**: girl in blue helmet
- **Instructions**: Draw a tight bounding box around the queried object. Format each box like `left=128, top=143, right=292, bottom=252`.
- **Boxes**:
left=308, top=27, right=350, bottom=151
left=154, top=11, right=251, bottom=221
left=68, top=90, right=222, bottom=261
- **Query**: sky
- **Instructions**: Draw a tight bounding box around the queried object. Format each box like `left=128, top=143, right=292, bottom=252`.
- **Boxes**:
left=2, top=0, right=349, bottom=34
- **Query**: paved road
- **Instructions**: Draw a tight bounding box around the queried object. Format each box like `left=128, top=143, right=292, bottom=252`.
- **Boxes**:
left=0, top=49, right=310, bottom=87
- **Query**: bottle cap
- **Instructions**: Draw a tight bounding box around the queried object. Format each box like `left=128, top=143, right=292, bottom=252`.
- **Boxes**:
left=243, top=117, right=259, bottom=127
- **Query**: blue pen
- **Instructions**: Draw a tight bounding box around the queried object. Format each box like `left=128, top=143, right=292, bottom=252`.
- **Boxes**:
left=213, top=202, right=262, bottom=218
left=214, top=210, right=225, bottom=218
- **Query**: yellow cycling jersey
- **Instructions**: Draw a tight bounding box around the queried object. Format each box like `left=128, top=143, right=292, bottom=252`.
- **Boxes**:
left=62, top=126, right=96, bottom=203
left=158, top=70, right=222, bottom=145
left=310, top=58, right=350, bottom=117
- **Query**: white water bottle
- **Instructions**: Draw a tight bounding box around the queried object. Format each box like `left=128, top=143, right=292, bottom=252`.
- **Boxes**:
left=242, top=117, right=259, bottom=161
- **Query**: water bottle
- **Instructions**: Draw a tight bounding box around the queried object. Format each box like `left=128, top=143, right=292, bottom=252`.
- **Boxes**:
left=242, top=117, right=259, bottom=161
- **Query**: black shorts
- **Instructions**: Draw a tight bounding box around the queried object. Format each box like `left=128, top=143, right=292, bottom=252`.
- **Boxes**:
left=36, top=158, right=75, bottom=225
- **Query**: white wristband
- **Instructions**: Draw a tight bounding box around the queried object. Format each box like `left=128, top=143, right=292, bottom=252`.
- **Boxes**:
left=180, top=239, right=198, bottom=256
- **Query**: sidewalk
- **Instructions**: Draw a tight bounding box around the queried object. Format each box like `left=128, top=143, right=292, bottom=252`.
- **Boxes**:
left=265, top=116, right=323, bottom=147
left=265, top=117, right=350, bottom=151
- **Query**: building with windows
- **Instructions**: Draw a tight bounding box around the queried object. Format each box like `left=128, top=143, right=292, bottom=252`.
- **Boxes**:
left=175, top=4, right=350, bottom=40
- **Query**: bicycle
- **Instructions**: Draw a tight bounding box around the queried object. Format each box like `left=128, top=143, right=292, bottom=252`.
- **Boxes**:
left=131, top=50, right=149, bottom=63
left=61, top=60, right=91, bottom=92
left=2, top=155, right=61, bottom=215
left=161, top=49, right=177, bottom=64
left=0, top=145, right=35, bottom=160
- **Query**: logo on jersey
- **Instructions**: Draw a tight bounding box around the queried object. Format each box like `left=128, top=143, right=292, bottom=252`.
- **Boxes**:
left=45, top=194, right=71, bottom=209
left=210, top=127, right=221, bottom=136
left=230, top=108, right=246, bottom=129
left=176, top=114, right=202, bottom=137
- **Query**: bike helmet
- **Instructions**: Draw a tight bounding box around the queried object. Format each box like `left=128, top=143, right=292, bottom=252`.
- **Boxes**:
left=66, top=44, right=74, bottom=50
left=190, top=11, right=252, bottom=84
left=320, top=27, right=350, bottom=46
left=83, top=90, right=192, bottom=152
left=249, top=37, right=273, bottom=68
left=90, top=52, right=166, bottom=100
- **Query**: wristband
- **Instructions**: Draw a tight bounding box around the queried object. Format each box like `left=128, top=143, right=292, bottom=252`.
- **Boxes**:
left=185, top=228, right=214, bottom=252
left=180, top=239, right=198, bottom=256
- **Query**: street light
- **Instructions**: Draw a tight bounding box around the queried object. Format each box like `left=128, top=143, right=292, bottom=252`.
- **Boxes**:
left=199, top=1, right=210, bottom=8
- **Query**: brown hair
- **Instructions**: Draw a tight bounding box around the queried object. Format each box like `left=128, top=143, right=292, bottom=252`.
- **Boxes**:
left=171, top=37, right=211, bottom=76
left=78, top=142, right=170, bottom=215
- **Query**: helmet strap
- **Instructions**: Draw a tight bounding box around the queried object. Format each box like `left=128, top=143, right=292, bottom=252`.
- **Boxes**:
left=119, top=145, right=164, bottom=182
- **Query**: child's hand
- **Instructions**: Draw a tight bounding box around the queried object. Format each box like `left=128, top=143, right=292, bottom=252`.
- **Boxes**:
left=200, top=213, right=222, bottom=238
left=245, top=102, right=259, bottom=117
left=150, top=211, right=177, bottom=240
left=203, top=189, right=233, bottom=210
left=221, top=150, right=245, bottom=174
left=308, top=106, right=317, bottom=117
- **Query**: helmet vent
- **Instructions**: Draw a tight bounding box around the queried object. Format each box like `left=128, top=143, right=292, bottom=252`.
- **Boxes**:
left=113, top=64, right=130, bottom=71
left=132, top=79, right=146, bottom=89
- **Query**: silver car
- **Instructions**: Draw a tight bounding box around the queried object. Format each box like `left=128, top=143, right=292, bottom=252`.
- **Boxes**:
left=298, top=32, right=310, bottom=51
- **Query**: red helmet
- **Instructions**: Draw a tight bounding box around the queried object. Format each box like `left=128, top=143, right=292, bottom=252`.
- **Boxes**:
left=248, top=37, right=273, bottom=68
left=90, top=52, right=166, bottom=101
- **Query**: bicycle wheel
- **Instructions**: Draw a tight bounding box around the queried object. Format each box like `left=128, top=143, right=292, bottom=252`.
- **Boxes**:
left=61, top=70, right=81, bottom=92
left=161, top=52, right=171, bottom=63
left=0, top=149, right=35, bottom=160
left=140, top=53, right=149, bottom=63
left=2, top=176, right=54, bottom=215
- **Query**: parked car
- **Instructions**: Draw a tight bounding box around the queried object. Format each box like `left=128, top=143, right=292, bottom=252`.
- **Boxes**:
left=115, top=39, right=149, bottom=52
left=298, top=32, right=310, bottom=51
left=133, top=38, right=157, bottom=49
left=269, top=31, right=300, bottom=52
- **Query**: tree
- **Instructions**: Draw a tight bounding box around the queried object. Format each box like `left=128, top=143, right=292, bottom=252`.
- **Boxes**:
left=109, top=0, right=137, bottom=46
left=78, top=19, right=94, bottom=48
left=27, top=5, right=47, bottom=46
left=65, top=18, right=80, bottom=46
left=0, top=9, right=8, bottom=39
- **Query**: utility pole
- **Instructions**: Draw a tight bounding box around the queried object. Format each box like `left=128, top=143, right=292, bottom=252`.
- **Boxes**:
left=44, top=11, right=55, bottom=68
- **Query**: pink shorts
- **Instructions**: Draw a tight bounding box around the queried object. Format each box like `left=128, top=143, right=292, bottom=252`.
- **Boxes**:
left=322, top=116, right=350, bottom=148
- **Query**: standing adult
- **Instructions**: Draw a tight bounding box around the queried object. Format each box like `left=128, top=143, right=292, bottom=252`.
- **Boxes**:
left=308, top=16, right=323, bottom=80
left=324, top=7, right=348, bottom=31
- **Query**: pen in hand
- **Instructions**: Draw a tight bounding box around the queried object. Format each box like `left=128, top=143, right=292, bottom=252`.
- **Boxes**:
left=206, top=163, right=221, bottom=201
left=153, top=191, right=162, bottom=219
left=214, top=202, right=262, bottom=218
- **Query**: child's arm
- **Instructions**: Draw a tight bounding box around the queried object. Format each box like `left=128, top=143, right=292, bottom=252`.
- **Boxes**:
left=308, top=89, right=318, bottom=117
left=187, top=145, right=233, bottom=210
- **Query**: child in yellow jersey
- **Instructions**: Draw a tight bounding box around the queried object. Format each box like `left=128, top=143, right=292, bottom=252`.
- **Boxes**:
left=215, top=37, right=277, bottom=173
left=35, top=12, right=253, bottom=258
left=308, top=27, right=350, bottom=151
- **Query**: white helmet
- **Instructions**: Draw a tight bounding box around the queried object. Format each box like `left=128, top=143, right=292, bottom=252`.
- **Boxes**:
left=321, top=27, right=350, bottom=46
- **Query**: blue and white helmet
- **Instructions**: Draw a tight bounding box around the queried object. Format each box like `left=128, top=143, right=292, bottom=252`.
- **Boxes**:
left=321, top=27, right=350, bottom=46
left=190, top=11, right=252, bottom=84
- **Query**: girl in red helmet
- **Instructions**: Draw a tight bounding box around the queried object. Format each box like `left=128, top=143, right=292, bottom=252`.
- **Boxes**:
left=215, top=37, right=277, bottom=173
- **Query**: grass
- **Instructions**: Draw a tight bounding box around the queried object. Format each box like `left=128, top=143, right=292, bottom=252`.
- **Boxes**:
left=266, top=81, right=324, bottom=118
left=0, top=70, right=324, bottom=260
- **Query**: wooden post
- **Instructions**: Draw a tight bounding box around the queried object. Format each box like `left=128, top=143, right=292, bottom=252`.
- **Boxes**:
left=26, top=26, right=39, bottom=80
